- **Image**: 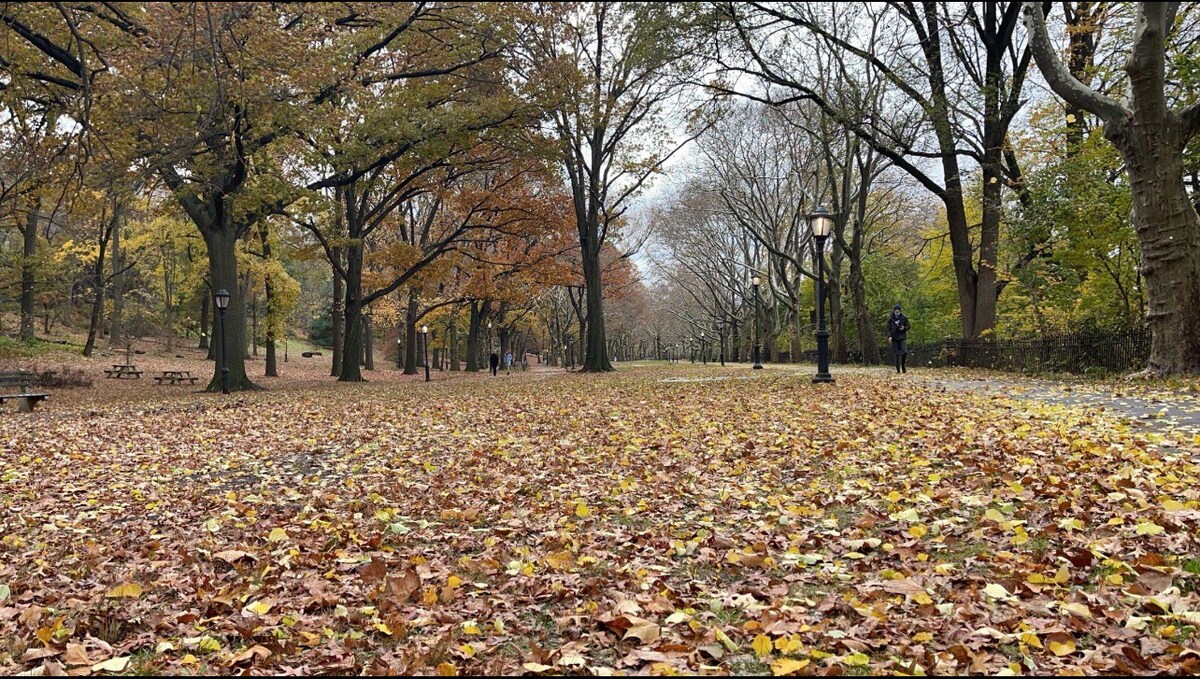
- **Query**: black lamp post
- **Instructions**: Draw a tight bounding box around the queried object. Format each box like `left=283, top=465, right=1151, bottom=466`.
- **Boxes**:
left=214, top=288, right=231, bottom=394
left=810, top=206, right=835, bottom=384
left=700, top=333, right=707, bottom=365
left=751, top=274, right=764, bottom=369
left=421, top=324, right=430, bottom=382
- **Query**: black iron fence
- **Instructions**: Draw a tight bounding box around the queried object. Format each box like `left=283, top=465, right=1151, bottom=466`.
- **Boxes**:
left=891, top=326, right=1151, bottom=374
left=792, top=327, right=1151, bottom=374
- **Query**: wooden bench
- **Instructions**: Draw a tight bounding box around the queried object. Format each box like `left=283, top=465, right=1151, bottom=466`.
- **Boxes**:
left=105, top=364, right=143, bottom=379
left=0, top=370, right=49, bottom=413
left=154, top=370, right=200, bottom=386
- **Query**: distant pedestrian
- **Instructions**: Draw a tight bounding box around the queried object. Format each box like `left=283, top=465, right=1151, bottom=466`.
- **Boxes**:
left=489, top=351, right=500, bottom=376
left=887, top=303, right=910, bottom=374
left=504, top=350, right=513, bottom=373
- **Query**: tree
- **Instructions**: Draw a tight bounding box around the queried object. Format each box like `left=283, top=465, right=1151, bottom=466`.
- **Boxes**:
left=524, top=2, right=705, bottom=371
left=1025, top=1, right=1200, bottom=375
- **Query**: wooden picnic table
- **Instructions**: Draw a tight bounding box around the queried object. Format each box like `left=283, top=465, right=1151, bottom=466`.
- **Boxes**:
left=154, top=370, right=199, bottom=386
left=105, top=364, right=143, bottom=379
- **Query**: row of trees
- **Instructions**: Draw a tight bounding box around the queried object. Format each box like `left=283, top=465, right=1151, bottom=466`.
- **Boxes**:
left=4, top=2, right=1200, bottom=378
left=638, top=1, right=1199, bottom=375
left=1, top=3, right=682, bottom=387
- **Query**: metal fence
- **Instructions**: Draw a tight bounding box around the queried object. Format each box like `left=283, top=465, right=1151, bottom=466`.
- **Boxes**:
left=793, top=327, right=1151, bottom=374
left=891, top=327, right=1152, bottom=374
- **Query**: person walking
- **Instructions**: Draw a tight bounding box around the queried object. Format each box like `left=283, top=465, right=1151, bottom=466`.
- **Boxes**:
left=489, top=351, right=500, bottom=376
left=504, top=350, right=513, bottom=373
left=887, top=303, right=910, bottom=374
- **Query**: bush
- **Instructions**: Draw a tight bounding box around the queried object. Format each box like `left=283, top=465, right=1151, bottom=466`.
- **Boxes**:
left=2, top=363, right=95, bottom=389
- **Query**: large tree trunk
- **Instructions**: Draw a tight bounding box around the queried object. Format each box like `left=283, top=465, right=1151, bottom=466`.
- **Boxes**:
left=849, top=254, right=880, bottom=364
left=203, top=228, right=255, bottom=391
left=109, top=212, right=124, bottom=348
left=331, top=246, right=344, bottom=377
left=19, top=201, right=39, bottom=342
left=339, top=245, right=365, bottom=382
left=198, top=293, right=210, bottom=351
left=83, top=238, right=108, bottom=357
left=403, top=289, right=419, bottom=375
left=580, top=248, right=613, bottom=372
left=261, top=224, right=278, bottom=377
left=1118, top=128, right=1200, bottom=374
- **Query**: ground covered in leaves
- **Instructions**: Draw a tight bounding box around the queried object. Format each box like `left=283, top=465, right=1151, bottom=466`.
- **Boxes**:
left=2, top=363, right=1200, bottom=675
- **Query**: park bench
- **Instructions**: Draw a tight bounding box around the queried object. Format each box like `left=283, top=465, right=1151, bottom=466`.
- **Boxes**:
left=154, top=370, right=199, bottom=386
left=104, top=364, right=143, bottom=379
left=0, top=370, right=49, bottom=413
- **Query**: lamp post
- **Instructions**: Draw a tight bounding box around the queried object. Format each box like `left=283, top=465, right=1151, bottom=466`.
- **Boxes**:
left=810, top=205, right=835, bottom=384
left=214, top=288, right=231, bottom=394
left=718, top=322, right=725, bottom=366
left=421, top=324, right=430, bottom=382
left=751, top=275, right=763, bottom=369
left=700, top=333, right=707, bottom=365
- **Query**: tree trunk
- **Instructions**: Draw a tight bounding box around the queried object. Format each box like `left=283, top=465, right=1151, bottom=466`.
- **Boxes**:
left=466, top=301, right=484, bottom=372
left=404, top=289, right=419, bottom=375
left=580, top=248, right=614, bottom=372
left=1117, top=126, right=1200, bottom=374
left=849, top=253, right=880, bottom=364
left=83, top=239, right=108, bottom=357
left=331, top=246, right=344, bottom=377
left=203, top=228, right=255, bottom=391
left=19, top=201, right=39, bottom=342
left=199, top=294, right=210, bottom=351
left=339, top=245, right=365, bottom=382
left=261, top=225, right=278, bottom=377
left=449, top=313, right=460, bottom=371
left=364, top=313, right=375, bottom=370
left=109, top=212, right=124, bottom=348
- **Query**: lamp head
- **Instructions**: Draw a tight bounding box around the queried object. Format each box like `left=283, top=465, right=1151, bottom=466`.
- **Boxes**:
left=214, top=289, right=230, bottom=310
left=751, top=274, right=760, bottom=286
left=809, top=205, right=833, bottom=238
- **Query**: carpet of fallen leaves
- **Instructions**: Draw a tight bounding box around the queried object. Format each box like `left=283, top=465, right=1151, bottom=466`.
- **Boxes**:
left=2, top=363, right=1200, bottom=676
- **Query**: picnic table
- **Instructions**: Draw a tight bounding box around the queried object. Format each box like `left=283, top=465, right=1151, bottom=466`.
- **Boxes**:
left=105, top=364, right=143, bottom=379
left=154, top=370, right=199, bottom=386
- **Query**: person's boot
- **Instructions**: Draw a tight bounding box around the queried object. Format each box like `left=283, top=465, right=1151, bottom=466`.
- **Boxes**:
left=902, top=355, right=907, bottom=373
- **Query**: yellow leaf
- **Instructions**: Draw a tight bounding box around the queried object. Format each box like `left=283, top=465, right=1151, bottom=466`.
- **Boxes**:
left=913, top=632, right=933, bottom=643
left=458, top=643, right=476, bottom=658
left=268, top=527, right=289, bottom=542
left=714, top=628, right=738, bottom=651
left=575, top=502, right=592, bottom=518
left=1163, top=499, right=1186, bottom=512
left=374, top=622, right=393, bottom=636
left=462, top=621, right=482, bottom=635
left=1053, top=564, right=1069, bottom=584
left=436, top=661, right=458, bottom=676
left=843, top=652, right=870, bottom=666
left=908, top=524, right=928, bottom=539
left=244, top=600, right=272, bottom=616
left=912, top=591, right=933, bottom=606
left=446, top=575, right=462, bottom=588
left=771, top=658, right=810, bottom=676
left=1021, top=632, right=1042, bottom=649
left=106, top=582, right=143, bottom=599
left=197, top=636, right=221, bottom=653
left=1047, top=635, right=1076, bottom=656
left=1135, top=521, right=1164, bottom=536
left=752, top=634, right=773, bottom=658
left=984, top=508, right=1006, bottom=523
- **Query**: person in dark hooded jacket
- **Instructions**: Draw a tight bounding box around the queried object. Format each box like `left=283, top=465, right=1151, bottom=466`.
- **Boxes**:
left=887, top=303, right=910, bottom=373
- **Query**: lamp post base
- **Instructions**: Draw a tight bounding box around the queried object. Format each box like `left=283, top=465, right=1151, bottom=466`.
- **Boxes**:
left=753, top=364, right=764, bottom=370
left=811, top=373, right=835, bottom=384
